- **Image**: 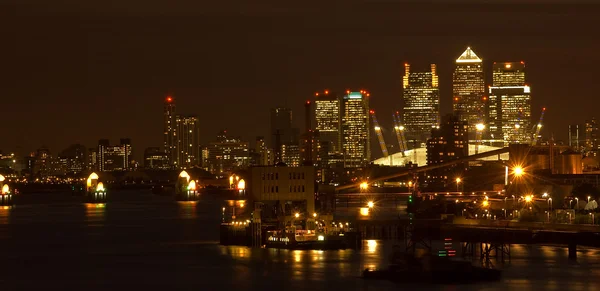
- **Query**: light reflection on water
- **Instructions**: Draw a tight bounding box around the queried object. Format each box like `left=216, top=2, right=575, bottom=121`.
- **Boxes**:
left=2, top=191, right=600, bottom=290
left=217, top=240, right=600, bottom=291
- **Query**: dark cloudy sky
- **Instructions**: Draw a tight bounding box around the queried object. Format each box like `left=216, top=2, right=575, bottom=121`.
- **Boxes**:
left=2, top=0, right=599, bottom=159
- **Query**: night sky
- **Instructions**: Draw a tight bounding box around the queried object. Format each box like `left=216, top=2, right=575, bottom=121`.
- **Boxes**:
left=3, top=0, right=599, bottom=160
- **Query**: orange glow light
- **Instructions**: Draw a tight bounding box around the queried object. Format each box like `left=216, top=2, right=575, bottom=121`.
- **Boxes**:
left=324, top=90, right=329, bottom=94
left=166, top=96, right=173, bottom=102
left=369, top=110, right=375, bottom=114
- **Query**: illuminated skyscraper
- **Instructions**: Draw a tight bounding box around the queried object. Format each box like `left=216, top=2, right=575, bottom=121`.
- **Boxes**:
left=270, top=107, right=299, bottom=163
left=569, top=124, right=583, bottom=152
left=402, top=63, right=440, bottom=146
left=163, top=96, right=176, bottom=167
left=314, top=90, right=341, bottom=153
left=341, top=91, right=370, bottom=167
left=585, top=118, right=598, bottom=152
left=176, top=115, right=201, bottom=168
left=489, top=62, right=531, bottom=145
left=97, top=139, right=132, bottom=172
left=58, top=144, right=87, bottom=174
left=452, top=47, right=485, bottom=138
left=207, top=130, right=250, bottom=174
left=144, top=147, right=170, bottom=169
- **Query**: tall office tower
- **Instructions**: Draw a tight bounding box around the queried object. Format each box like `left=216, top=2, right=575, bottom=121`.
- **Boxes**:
left=425, top=114, right=469, bottom=189
left=255, top=136, right=272, bottom=166
left=176, top=115, right=200, bottom=168
left=143, top=147, right=170, bottom=169
left=58, top=144, right=87, bottom=174
left=341, top=91, right=370, bottom=167
left=164, top=96, right=177, bottom=167
left=452, top=47, right=485, bottom=139
left=33, top=146, right=53, bottom=178
left=489, top=62, right=531, bottom=146
left=207, top=130, right=250, bottom=174
left=97, top=139, right=132, bottom=172
left=585, top=118, right=599, bottom=152
left=402, top=63, right=440, bottom=146
left=314, top=90, right=341, bottom=153
left=270, top=107, right=299, bottom=163
left=97, top=139, right=109, bottom=172
left=569, top=124, right=583, bottom=152
left=88, top=148, right=97, bottom=171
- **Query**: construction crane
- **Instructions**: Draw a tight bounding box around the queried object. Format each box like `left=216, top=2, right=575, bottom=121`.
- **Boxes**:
left=370, top=110, right=389, bottom=157
left=392, top=111, right=407, bottom=157
left=531, top=107, right=546, bottom=146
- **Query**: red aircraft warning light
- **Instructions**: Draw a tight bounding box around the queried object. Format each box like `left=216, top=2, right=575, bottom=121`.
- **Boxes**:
left=166, top=96, right=173, bottom=102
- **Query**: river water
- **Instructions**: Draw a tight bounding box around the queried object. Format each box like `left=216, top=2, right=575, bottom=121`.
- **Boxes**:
left=0, top=190, right=598, bottom=290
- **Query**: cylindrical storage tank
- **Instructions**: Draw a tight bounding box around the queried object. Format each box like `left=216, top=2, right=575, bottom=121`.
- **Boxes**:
left=555, top=150, right=583, bottom=174
left=526, top=154, right=550, bottom=172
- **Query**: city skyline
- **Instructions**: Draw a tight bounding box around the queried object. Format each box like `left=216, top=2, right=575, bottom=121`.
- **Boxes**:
left=3, top=1, right=600, bottom=157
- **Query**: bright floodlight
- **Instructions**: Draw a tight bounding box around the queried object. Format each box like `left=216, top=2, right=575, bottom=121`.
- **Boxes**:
left=515, top=123, right=521, bottom=129
left=179, top=170, right=190, bottom=180
left=399, top=126, right=405, bottom=131
left=482, top=200, right=489, bottom=207
left=1, top=184, right=9, bottom=194
left=394, top=126, right=399, bottom=130
left=476, top=123, right=485, bottom=131
left=456, top=177, right=461, bottom=183
left=313, top=213, right=317, bottom=218
left=360, top=182, right=369, bottom=190
left=525, top=195, right=533, bottom=203
left=513, top=166, right=524, bottom=177
left=537, top=124, right=542, bottom=128
left=360, top=207, right=369, bottom=216
left=96, top=182, right=105, bottom=192
left=88, top=172, right=99, bottom=180
left=374, top=126, right=381, bottom=131
left=294, top=213, right=300, bottom=218
left=367, top=201, right=374, bottom=208
left=237, top=179, right=245, bottom=190
left=188, top=180, right=197, bottom=191
left=0, top=174, right=5, bottom=182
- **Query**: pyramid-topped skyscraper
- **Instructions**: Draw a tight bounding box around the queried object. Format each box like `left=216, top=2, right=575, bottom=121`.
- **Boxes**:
left=452, top=47, right=485, bottom=140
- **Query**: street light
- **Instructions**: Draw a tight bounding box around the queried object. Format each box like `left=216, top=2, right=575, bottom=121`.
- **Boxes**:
left=524, top=195, right=533, bottom=203
left=513, top=166, right=524, bottom=177
left=548, top=198, right=552, bottom=210
left=295, top=213, right=300, bottom=218
left=367, top=201, right=374, bottom=208
left=576, top=197, right=579, bottom=210
left=482, top=200, right=489, bottom=207
left=455, top=177, right=461, bottom=192
left=476, top=123, right=485, bottom=131
left=588, top=196, right=591, bottom=203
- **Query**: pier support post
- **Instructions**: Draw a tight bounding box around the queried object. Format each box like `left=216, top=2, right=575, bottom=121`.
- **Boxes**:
left=568, top=243, right=577, bottom=260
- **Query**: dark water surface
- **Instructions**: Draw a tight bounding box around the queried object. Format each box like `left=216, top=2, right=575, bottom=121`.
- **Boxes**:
left=0, top=191, right=599, bottom=290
